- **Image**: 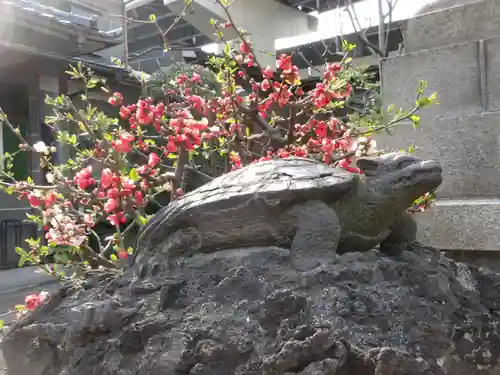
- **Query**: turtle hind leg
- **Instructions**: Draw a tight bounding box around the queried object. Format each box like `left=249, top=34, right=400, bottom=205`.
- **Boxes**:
left=379, top=212, right=417, bottom=256
left=157, top=226, right=203, bottom=260
left=282, top=200, right=341, bottom=268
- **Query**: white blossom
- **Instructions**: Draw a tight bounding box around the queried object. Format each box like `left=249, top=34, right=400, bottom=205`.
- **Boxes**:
left=33, top=141, right=49, bottom=154
left=46, top=173, right=55, bottom=183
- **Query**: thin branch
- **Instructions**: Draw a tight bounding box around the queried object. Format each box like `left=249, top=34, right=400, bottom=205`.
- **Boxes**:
left=384, top=0, right=398, bottom=58
left=344, top=1, right=385, bottom=57
left=80, top=244, right=119, bottom=269
left=214, top=0, right=263, bottom=70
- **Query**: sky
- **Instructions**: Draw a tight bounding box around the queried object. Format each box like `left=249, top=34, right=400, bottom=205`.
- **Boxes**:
left=202, top=0, right=435, bottom=52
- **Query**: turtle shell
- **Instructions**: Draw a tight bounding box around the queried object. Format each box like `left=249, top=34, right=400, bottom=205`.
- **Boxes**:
left=136, top=157, right=358, bottom=254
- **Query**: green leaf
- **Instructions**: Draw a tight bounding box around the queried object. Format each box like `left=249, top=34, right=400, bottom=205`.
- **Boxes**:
left=3, top=185, right=14, bottom=195
left=224, top=43, right=231, bottom=57
left=416, top=97, right=432, bottom=107
left=410, top=114, right=421, bottom=127
left=15, top=246, right=29, bottom=258
left=149, top=14, right=156, bottom=22
left=17, top=256, right=27, bottom=268
left=129, top=168, right=139, bottom=182
left=44, top=95, right=57, bottom=106
left=0, top=319, right=4, bottom=329
left=416, top=80, right=428, bottom=94
left=341, top=39, right=356, bottom=52
left=136, top=215, right=149, bottom=226
left=86, top=78, right=100, bottom=89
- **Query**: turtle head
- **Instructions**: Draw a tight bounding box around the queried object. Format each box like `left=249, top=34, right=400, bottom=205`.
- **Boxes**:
left=356, top=152, right=443, bottom=206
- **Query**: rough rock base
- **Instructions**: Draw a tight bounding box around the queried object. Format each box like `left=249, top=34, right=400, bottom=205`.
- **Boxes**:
left=2, top=244, right=500, bottom=375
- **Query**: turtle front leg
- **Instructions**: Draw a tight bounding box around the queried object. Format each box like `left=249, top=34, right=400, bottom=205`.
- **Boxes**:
left=282, top=200, right=341, bottom=263
left=379, top=212, right=417, bottom=256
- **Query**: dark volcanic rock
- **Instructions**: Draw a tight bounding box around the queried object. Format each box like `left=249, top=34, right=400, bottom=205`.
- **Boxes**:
left=3, top=244, right=500, bottom=375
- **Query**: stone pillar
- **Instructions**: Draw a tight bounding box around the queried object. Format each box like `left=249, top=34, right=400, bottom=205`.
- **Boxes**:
left=39, top=75, right=69, bottom=167
left=27, top=75, right=44, bottom=185
left=377, top=0, right=500, bottom=251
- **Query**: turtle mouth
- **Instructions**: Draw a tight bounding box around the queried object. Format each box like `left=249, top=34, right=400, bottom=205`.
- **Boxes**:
left=394, top=160, right=443, bottom=187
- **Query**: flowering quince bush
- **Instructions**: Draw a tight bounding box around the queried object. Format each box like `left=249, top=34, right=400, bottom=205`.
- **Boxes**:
left=0, top=3, right=439, bottom=329
left=0, top=291, right=50, bottom=329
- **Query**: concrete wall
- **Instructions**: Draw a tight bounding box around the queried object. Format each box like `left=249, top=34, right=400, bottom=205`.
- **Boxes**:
left=405, top=0, right=500, bottom=53
left=379, top=1, right=500, bottom=252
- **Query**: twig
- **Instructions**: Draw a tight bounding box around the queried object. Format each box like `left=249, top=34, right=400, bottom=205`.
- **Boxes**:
left=172, top=147, right=189, bottom=199
left=344, top=1, right=385, bottom=57
left=80, top=244, right=119, bottom=269
left=214, top=0, right=263, bottom=70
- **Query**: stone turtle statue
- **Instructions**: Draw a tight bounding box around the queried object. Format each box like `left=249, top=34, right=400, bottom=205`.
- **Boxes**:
left=133, top=152, right=442, bottom=267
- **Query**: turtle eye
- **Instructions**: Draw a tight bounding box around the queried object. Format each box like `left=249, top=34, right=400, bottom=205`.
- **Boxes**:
left=397, top=159, right=415, bottom=170
left=356, top=158, right=379, bottom=176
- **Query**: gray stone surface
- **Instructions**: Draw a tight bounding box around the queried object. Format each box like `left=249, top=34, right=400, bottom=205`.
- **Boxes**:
left=413, top=0, right=486, bottom=16
left=374, top=113, right=500, bottom=200
left=380, top=1, right=500, bottom=254
left=414, top=199, right=500, bottom=251
left=0, top=266, right=57, bottom=296
left=404, top=0, right=500, bottom=53
left=484, top=36, right=500, bottom=111
left=380, top=41, right=483, bottom=121
left=3, top=243, right=500, bottom=375
left=447, top=249, right=500, bottom=272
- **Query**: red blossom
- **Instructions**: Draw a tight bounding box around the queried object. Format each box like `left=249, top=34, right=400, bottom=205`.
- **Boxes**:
left=108, top=92, right=123, bottom=107
left=191, top=72, right=201, bottom=83
left=27, top=194, right=41, bottom=207
left=239, top=41, right=251, bottom=54
left=118, top=250, right=128, bottom=259
left=263, top=66, right=274, bottom=79
left=74, top=166, right=95, bottom=190
left=107, top=212, right=127, bottom=226
left=101, top=168, right=114, bottom=189
left=134, top=191, right=144, bottom=206
left=104, top=198, right=119, bottom=213
left=148, top=152, right=160, bottom=168
left=25, top=294, right=41, bottom=311
left=44, top=192, right=57, bottom=208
